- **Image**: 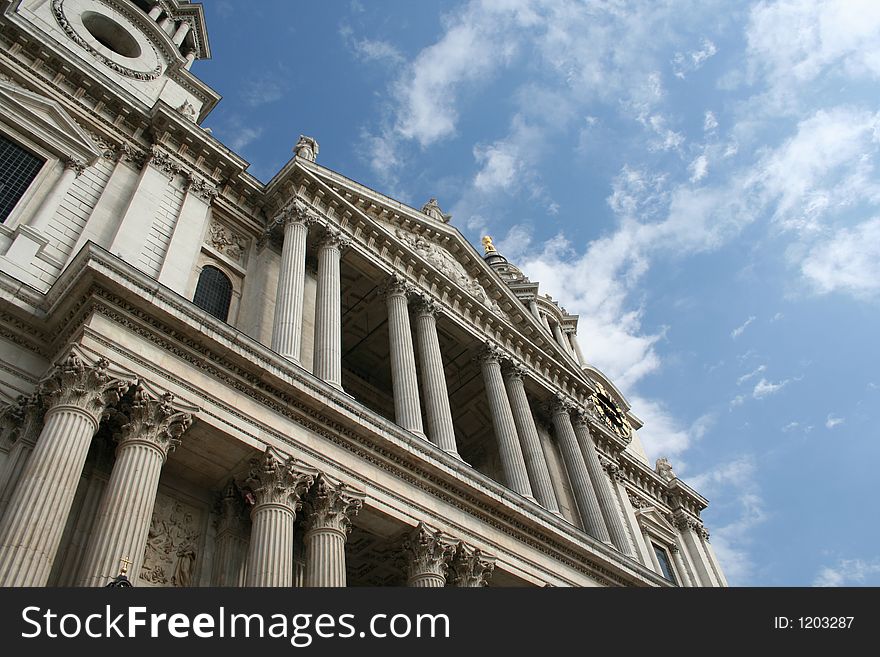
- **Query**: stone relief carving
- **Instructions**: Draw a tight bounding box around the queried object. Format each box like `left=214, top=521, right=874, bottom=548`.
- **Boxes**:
left=207, top=220, right=248, bottom=264
left=139, top=492, right=202, bottom=587
left=389, top=224, right=501, bottom=314
left=176, top=100, right=198, bottom=123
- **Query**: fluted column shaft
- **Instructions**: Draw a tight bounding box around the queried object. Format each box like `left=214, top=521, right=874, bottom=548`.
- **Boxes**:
left=550, top=402, right=610, bottom=544
left=271, top=214, right=311, bottom=363
left=244, top=450, right=315, bottom=587
left=384, top=280, right=424, bottom=436
left=572, top=418, right=632, bottom=555
left=413, top=300, right=457, bottom=453
left=78, top=387, right=193, bottom=586
left=570, top=332, right=588, bottom=366
left=247, top=504, right=295, bottom=587
left=313, top=231, right=346, bottom=388
left=0, top=395, right=42, bottom=519
left=502, top=368, right=558, bottom=512
left=302, top=477, right=363, bottom=587
left=0, top=355, right=128, bottom=587
left=670, top=545, right=693, bottom=587
left=479, top=351, right=533, bottom=499
left=212, top=482, right=249, bottom=587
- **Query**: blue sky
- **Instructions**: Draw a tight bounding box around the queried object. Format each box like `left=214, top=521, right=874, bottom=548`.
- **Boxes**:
left=195, top=1, right=880, bottom=586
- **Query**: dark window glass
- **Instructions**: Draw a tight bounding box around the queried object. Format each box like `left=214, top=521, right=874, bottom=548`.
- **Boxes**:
left=193, top=265, right=232, bottom=321
left=652, top=543, right=677, bottom=584
left=0, top=134, right=45, bottom=223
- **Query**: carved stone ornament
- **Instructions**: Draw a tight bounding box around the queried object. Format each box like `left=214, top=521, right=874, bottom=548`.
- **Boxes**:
left=52, top=0, right=163, bottom=81
left=215, top=480, right=248, bottom=537
left=111, top=384, right=193, bottom=459
left=301, top=475, right=364, bottom=535
left=294, top=135, right=319, bottom=162
left=206, top=220, right=248, bottom=264
left=377, top=273, right=412, bottom=300
left=244, top=448, right=315, bottom=511
left=402, top=522, right=454, bottom=580
left=448, top=542, right=495, bottom=587
left=64, top=158, right=87, bottom=177
left=37, top=353, right=131, bottom=424
left=317, top=226, right=351, bottom=251
left=549, top=393, right=576, bottom=417
left=147, top=146, right=183, bottom=178
left=388, top=224, right=502, bottom=314
left=655, top=457, right=676, bottom=483
left=187, top=174, right=219, bottom=202
left=421, top=197, right=451, bottom=223
left=411, top=293, right=439, bottom=317
left=176, top=100, right=198, bottom=123
left=0, top=393, right=43, bottom=449
left=139, top=492, right=202, bottom=587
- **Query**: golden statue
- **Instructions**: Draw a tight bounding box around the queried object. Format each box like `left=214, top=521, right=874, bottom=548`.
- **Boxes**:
left=481, top=235, right=497, bottom=254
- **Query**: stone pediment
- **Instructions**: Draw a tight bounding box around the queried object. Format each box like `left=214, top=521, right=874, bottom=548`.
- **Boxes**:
left=636, top=507, right=678, bottom=543
left=0, top=80, right=101, bottom=162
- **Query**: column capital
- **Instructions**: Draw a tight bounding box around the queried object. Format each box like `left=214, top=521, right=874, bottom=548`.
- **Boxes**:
left=112, top=384, right=194, bottom=460
left=672, top=510, right=703, bottom=534
left=1, top=393, right=43, bottom=448
left=402, top=522, right=454, bottom=581
left=378, top=273, right=412, bottom=300
left=317, top=226, right=351, bottom=251
left=500, top=360, right=527, bottom=381
left=448, top=542, right=495, bottom=587
left=548, top=393, right=576, bottom=417
left=64, top=157, right=87, bottom=177
left=185, top=173, right=219, bottom=201
left=669, top=543, right=680, bottom=554
left=411, top=293, right=439, bottom=317
left=245, top=448, right=316, bottom=512
left=301, top=475, right=365, bottom=535
left=475, top=342, right=506, bottom=365
left=38, top=353, right=132, bottom=427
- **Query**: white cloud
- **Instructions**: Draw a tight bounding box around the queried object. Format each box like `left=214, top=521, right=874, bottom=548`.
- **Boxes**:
left=729, top=394, right=746, bottom=409
left=801, top=217, right=880, bottom=297
left=737, top=364, right=766, bottom=385
left=672, top=38, right=718, bottom=79
left=782, top=421, right=800, bottom=432
left=227, top=126, right=263, bottom=152
left=241, top=75, right=286, bottom=108
left=813, top=557, right=880, bottom=587
left=825, top=414, right=845, bottom=429
left=704, top=110, right=718, bottom=132
left=731, top=316, right=756, bottom=339
left=689, top=154, right=709, bottom=182
left=770, top=312, right=784, bottom=322
left=350, top=37, right=404, bottom=65
left=753, top=377, right=791, bottom=399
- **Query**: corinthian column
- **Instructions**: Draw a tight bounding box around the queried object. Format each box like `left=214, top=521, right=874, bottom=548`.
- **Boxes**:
left=549, top=397, right=611, bottom=545
left=571, top=411, right=633, bottom=555
left=244, top=449, right=315, bottom=587
left=77, top=385, right=194, bottom=587
left=271, top=199, right=317, bottom=363
left=0, top=354, right=130, bottom=587
left=301, top=475, right=364, bottom=587
left=381, top=276, right=424, bottom=436
left=211, top=481, right=250, bottom=587
left=313, top=227, right=349, bottom=388
left=0, top=394, right=44, bottom=519
left=478, top=346, right=534, bottom=500
left=413, top=297, right=458, bottom=454
left=403, top=522, right=454, bottom=587
left=502, top=364, right=559, bottom=512
left=448, top=542, right=495, bottom=587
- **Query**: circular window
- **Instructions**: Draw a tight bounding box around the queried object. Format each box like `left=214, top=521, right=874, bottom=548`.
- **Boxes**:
left=81, top=11, right=141, bottom=58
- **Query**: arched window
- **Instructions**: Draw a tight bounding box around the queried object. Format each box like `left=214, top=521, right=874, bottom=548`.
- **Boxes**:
left=193, top=265, right=232, bottom=321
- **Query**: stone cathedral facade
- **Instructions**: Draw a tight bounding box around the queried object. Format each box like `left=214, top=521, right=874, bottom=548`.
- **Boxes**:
left=0, top=0, right=727, bottom=588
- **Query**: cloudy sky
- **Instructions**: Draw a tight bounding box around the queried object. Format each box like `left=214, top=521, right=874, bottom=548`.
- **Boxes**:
left=197, top=0, right=880, bottom=586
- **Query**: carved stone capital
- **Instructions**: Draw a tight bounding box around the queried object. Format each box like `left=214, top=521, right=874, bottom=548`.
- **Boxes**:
left=402, top=522, right=454, bottom=580
left=0, top=393, right=43, bottom=449
left=317, top=226, right=351, bottom=251
left=669, top=543, right=680, bottom=554
left=411, top=294, right=439, bottom=317
left=500, top=361, right=526, bottom=381
left=627, top=491, right=646, bottom=509
left=245, top=448, right=315, bottom=512
left=64, top=157, right=87, bottom=177
left=475, top=342, right=505, bottom=366
left=186, top=173, right=219, bottom=201
left=601, top=457, right=621, bottom=479
left=112, top=384, right=194, bottom=460
left=112, top=142, right=143, bottom=166
left=301, top=475, right=364, bottom=535
left=549, top=393, right=575, bottom=417
left=448, top=542, right=495, bottom=587
left=38, top=354, right=131, bottom=426
left=146, top=146, right=182, bottom=178
left=672, top=511, right=699, bottom=533
left=378, top=273, right=412, bottom=300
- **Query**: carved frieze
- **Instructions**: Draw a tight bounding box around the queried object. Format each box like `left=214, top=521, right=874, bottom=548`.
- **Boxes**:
left=206, top=220, right=248, bottom=264
left=139, top=492, right=202, bottom=587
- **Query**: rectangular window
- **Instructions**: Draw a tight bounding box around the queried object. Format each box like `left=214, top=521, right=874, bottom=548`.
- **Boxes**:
left=652, top=543, right=678, bottom=584
left=0, top=133, right=45, bottom=223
